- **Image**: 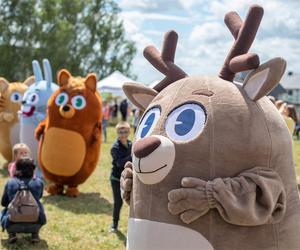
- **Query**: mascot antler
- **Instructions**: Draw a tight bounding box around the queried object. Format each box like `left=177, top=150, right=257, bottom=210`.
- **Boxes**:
left=219, top=5, right=264, bottom=81
left=143, top=30, right=187, bottom=92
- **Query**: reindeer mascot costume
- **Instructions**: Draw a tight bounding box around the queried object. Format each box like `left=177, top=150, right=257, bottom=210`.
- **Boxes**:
left=121, top=5, right=300, bottom=250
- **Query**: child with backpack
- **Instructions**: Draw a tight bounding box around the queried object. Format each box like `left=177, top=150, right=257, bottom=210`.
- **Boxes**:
left=8, top=143, right=30, bottom=177
left=1, top=157, right=46, bottom=244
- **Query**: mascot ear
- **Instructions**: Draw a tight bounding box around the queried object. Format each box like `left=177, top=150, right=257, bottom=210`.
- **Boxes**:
left=57, top=69, right=71, bottom=87
left=23, top=76, right=35, bottom=86
left=32, top=60, right=43, bottom=83
left=43, top=58, right=53, bottom=87
left=123, top=82, right=158, bottom=110
left=0, top=77, right=9, bottom=93
left=85, top=73, right=97, bottom=92
left=243, top=57, right=286, bottom=101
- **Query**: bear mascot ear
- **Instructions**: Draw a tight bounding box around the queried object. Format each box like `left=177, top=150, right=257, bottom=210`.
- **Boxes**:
left=0, top=78, right=9, bottom=93
left=57, top=69, right=71, bottom=87
left=85, top=73, right=97, bottom=92
left=23, top=76, right=35, bottom=87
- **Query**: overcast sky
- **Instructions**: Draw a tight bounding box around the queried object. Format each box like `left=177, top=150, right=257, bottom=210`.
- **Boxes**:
left=115, top=0, right=300, bottom=84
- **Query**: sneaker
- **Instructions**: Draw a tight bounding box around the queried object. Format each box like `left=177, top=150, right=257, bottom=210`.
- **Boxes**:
left=31, top=233, right=40, bottom=243
left=8, top=233, right=17, bottom=244
left=109, top=225, right=117, bottom=233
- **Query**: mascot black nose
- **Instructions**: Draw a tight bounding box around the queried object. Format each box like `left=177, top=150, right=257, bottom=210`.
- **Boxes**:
left=63, top=105, right=70, bottom=112
left=22, top=101, right=26, bottom=105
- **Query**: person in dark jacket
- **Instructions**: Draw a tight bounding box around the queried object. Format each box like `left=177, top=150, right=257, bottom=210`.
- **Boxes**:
left=1, top=157, right=46, bottom=244
left=110, top=121, right=132, bottom=232
left=119, top=99, right=128, bottom=121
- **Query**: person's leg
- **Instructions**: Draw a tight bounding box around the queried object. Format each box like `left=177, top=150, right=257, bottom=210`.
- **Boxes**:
left=31, top=224, right=41, bottom=243
left=102, top=119, right=107, bottom=142
left=110, top=179, right=123, bottom=231
left=8, top=232, right=17, bottom=244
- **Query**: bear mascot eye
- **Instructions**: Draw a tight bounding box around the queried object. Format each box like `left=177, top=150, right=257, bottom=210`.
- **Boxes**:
left=136, top=107, right=160, bottom=139
left=55, top=92, right=69, bottom=106
left=165, top=103, right=206, bottom=142
left=10, top=92, right=22, bottom=103
left=71, top=95, right=86, bottom=110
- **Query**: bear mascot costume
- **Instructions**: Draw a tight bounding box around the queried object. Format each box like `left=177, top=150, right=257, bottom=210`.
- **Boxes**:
left=0, top=76, right=34, bottom=165
left=120, top=5, right=300, bottom=250
left=36, top=69, right=102, bottom=197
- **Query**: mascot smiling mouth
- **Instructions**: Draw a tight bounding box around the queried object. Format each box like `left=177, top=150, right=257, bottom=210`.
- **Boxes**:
left=132, top=135, right=175, bottom=185
left=21, top=105, right=35, bottom=117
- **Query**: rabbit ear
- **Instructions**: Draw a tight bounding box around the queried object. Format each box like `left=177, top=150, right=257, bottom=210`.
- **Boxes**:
left=43, top=59, right=53, bottom=87
left=32, top=60, right=43, bottom=83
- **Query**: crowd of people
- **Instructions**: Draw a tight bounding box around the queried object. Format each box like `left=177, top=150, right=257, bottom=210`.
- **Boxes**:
left=0, top=95, right=299, bottom=244
left=268, top=96, right=300, bottom=138
left=102, top=99, right=142, bottom=142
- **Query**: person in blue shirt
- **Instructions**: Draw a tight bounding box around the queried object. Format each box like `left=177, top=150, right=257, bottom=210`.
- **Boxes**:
left=110, top=122, right=132, bottom=232
left=1, top=157, right=46, bottom=244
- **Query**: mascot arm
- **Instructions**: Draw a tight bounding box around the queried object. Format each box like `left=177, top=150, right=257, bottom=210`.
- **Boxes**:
left=35, top=120, right=46, bottom=140
left=0, top=112, right=14, bottom=122
left=33, top=112, right=46, bottom=124
left=168, top=167, right=286, bottom=225
left=1, top=183, right=9, bottom=207
left=120, top=162, right=133, bottom=205
left=91, top=122, right=102, bottom=144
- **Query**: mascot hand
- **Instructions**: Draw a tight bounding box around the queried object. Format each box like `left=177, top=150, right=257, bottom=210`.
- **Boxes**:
left=92, top=122, right=102, bottom=144
left=120, top=162, right=133, bottom=205
left=3, top=112, right=14, bottom=122
left=35, top=121, right=46, bottom=141
left=33, top=112, right=45, bottom=123
left=168, top=177, right=210, bottom=224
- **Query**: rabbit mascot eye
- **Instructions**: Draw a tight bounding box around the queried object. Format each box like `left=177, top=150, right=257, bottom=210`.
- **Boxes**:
left=20, top=59, right=59, bottom=178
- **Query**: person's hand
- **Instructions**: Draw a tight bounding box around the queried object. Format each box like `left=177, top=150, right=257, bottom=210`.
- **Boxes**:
left=120, top=162, right=133, bottom=205
left=168, top=177, right=210, bottom=224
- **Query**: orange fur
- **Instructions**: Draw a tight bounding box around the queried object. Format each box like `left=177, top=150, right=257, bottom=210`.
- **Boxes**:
left=36, top=70, right=102, bottom=195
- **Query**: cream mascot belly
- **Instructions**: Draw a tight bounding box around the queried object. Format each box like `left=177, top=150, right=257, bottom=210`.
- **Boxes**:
left=127, top=219, right=213, bottom=250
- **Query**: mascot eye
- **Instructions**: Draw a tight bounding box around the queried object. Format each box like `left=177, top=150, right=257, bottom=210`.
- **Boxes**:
left=136, top=107, right=160, bottom=139
left=55, top=93, right=69, bottom=106
left=165, top=103, right=206, bottom=142
left=71, top=95, right=86, bottom=110
left=10, top=92, right=22, bottom=103
left=27, top=93, right=39, bottom=105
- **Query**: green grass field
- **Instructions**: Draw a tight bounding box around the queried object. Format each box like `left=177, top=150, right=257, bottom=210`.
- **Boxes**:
left=0, top=127, right=299, bottom=249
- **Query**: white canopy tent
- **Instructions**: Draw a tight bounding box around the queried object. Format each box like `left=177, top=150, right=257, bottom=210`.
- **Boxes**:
left=97, top=70, right=137, bottom=98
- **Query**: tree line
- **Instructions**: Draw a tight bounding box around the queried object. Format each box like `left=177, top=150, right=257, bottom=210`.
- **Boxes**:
left=0, top=0, right=137, bottom=81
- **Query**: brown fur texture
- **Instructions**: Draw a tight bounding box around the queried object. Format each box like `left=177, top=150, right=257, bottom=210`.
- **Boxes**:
left=36, top=70, right=102, bottom=197
left=0, top=77, right=34, bottom=164
left=121, top=5, right=300, bottom=250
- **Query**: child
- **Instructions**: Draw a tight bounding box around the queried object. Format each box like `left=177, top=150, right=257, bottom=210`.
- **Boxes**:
left=8, top=143, right=30, bottom=178
left=1, top=157, right=46, bottom=244
left=110, top=122, right=132, bottom=232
